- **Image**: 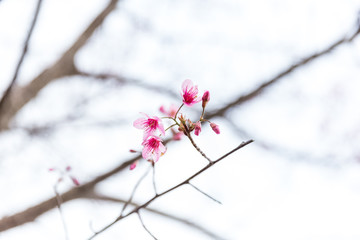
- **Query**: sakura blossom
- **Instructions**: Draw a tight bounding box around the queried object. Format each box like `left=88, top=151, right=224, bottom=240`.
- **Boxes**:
left=133, top=113, right=165, bottom=139
left=181, top=79, right=201, bottom=106
left=142, top=135, right=167, bottom=162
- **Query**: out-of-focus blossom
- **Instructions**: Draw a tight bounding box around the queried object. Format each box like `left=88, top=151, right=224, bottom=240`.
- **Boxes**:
left=159, top=104, right=178, bottom=118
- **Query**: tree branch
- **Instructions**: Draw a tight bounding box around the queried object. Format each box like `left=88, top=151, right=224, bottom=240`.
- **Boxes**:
left=88, top=140, right=253, bottom=239
left=0, top=0, right=43, bottom=120
left=207, top=22, right=360, bottom=119
left=0, top=0, right=120, bottom=131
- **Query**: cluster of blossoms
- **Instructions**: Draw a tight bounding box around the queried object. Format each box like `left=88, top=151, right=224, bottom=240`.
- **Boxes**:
left=131, top=79, right=220, bottom=170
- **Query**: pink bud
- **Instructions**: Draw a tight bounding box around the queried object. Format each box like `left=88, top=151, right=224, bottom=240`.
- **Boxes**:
left=202, top=91, right=210, bottom=108
left=66, top=166, right=72, bottom=171
left=70, top=176, right=80, bottom=186
left=48, top=168, right=55, bottom=172
left=129, top=149, right=137, bottom=153
left=210, top=122, right=220, bottom=134
left=130, top=160, right=138, bottom=170
left=194, top=121, right=202, bottom=136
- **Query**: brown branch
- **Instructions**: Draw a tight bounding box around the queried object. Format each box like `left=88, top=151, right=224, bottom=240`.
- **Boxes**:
left=88, top=140, right=254, bottom=239
left=0, top=137, right=174, bottom=232
left=0, top=154, right=137, bottom=232
left=0, top=0, right=120, bottom=131
left=0, top=0, right=43, bottom=119
left=206, top=23, right=360, bottom=119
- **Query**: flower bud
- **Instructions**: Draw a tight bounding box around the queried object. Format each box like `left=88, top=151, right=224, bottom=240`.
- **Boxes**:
left=210, top=122, right=220, bottom=134
left=194, top=121, right=202, bottom=136
left=202, top=91, right=210, bottom=108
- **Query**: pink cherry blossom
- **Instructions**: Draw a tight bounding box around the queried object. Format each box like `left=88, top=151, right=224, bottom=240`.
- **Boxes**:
left=202, top=91, right=210, bottom=108
left=133, top=113, right=165, bottom=139
left=210, top=122, right=220, bottom=134
left=194, top=121, right=202, bottom=136
left=142, top=135, right=166, bottom=162
left=181, top=79, right=201, bottom=107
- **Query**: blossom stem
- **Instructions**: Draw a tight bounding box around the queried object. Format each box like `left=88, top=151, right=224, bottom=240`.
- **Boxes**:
left=183, top=124, right=212, bottom=164
left=174, top=103, right=184, bottom=121
left=165, top=123, right=178, bottom=132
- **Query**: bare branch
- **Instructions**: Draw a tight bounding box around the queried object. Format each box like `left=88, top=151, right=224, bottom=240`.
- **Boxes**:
left=120, top=166, right=151, bottom=216
left=188, top=182, right=222, bottom=205
left=137, top=211, right=158, bottom=240
left=0, top=0, right=120, bottom=131
left=88, top=140, right=253, bottom=239
left=77, top=71, right=179, bottom=99
left=87, top=193, right=226, bottom=240
left=0, top=0, right=43, bottom=118
left=207, top=22, right=360, bottom=119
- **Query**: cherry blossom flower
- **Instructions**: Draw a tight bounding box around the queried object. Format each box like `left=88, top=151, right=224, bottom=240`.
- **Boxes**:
left=210, top=122, right=220, bottom=134
left=202, top=91, right=210, bottom=108
left=194, top=121, right=202, bottom=136
left=181, top=79, right=201, bottom=106
left=142, top=135, right=166, bottom=162
left=133, top=113, right=165, bottom=139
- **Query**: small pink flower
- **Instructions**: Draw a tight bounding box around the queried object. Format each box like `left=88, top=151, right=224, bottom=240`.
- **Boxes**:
left=134, top=113, right=165, bottom=139
left=181, top=79, right=201, bottom=107
left=194, top=121, right=202, bottom=136
left=210, top=122, right=220, bottom=134
left=202, top=91, right=210, bottom=108
left=142, top=135, right=166, bottom=162
left=159, top=104, right=178, bottom=118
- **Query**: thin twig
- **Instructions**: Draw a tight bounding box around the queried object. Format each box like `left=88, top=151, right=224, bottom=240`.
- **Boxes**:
left=120, top=166, right=151, bottom=216
left=188, top=182, right=222, bottom=204
left=86, top=193, right=226, bottom=240
left=88, top=140, right=253, bottom=239
left=0, top=0, right=43, bottom=113
left=54, top=185, right=69, bottom=240
left=137, top=211, right=158, bottom=240
left=152, top=163, right=158, bottom=195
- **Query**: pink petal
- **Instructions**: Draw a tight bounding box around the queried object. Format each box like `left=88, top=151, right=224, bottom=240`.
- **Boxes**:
left=182, top=79, right=193, bottom=93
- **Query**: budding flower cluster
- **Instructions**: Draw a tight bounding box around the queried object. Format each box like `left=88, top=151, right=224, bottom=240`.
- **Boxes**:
left=131, top=79, right=220, bottom=170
